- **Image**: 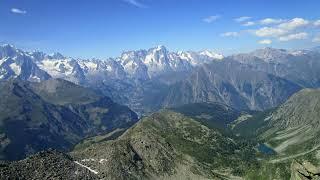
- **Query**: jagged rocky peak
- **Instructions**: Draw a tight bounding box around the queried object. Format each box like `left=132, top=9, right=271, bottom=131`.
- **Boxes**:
left=28, top=51, right=47, bottom=61
left=118, top=45, right=225, bottom=78
left=120, top=49, right=147, bottom=60
left=46, top=52, right=66, bottom=59
left=0, top=45, right=51, bottom=82
left=148, top=44, right=168, bottom=54
left=0, top=44, right=22, bottom=58
left=146, top=45, right=169, bottom=62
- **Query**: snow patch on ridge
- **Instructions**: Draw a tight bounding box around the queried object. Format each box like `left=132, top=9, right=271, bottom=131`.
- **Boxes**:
left=9, top=63, right=21, bottom=75
left=200, top=50, right=224, bottom=60
left=74, top=161, right=99, bottom=174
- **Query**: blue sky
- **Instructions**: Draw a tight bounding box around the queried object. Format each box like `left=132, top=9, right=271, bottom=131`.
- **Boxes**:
left=1, top=0, right=320, bottom=58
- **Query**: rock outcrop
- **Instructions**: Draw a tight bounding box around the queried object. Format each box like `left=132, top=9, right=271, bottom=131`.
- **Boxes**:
left=291, top=160, right=320, bottom=180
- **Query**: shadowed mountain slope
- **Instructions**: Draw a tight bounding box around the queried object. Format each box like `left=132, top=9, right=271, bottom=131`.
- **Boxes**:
left=0, top=78, right=138, bottom=160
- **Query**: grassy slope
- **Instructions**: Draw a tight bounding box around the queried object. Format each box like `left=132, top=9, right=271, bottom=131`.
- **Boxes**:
left=170, top=102, right=243, bottom=132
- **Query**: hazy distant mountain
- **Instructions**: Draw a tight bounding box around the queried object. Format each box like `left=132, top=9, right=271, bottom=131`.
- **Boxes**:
left=162, top=60, right=302, bottom=111
left=230, top=47, right=320, bottom=88
left=237, top=47, right=295, bottom=63
left=0, top=78, right=138, bottom=160
left=310, top=46, right=320, bottom=52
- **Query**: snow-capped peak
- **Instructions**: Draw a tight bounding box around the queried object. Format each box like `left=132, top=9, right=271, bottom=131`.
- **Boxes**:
left=1, top=44, right=14, bottom=48
left=155, top=45, right=166, bottom=51
left=0, top=44, right=20, bottom=58
left=289, top=50, right=307, bottom=56
left=0, top=44, right=225, bottom=83
left=199, top=50, right=224, bottom=60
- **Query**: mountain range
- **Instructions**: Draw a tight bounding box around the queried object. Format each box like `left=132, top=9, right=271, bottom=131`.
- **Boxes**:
left=0, top=44, right=223, bottom=82
left=0, top=44, right=225, bottom=115
left=2, top=44, right=320, bottom=116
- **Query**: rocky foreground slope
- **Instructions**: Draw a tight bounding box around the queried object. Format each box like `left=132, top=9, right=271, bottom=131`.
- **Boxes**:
left=291, top=160, right=320, bottom=180
left=0, top=149, right=98, bottom=179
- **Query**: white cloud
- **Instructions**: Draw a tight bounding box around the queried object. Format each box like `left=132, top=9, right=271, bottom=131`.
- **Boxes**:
left=314, top=20, right=320, bottom=26
left=253, top=18, right=311, bottom=41
left=278, top=18, right=309, bottom=30
left=279, top=32, right=308, bottom=41
left=255, top=27, right=288, bottom=37
left=258, top=39, right=272, bottom=44
left=260, top=18, right=284, bottom=25
left=226, top=17, right=316, bottom=43
left=221, top=32, right=239, bottom=37
left=242, top=21, right=255, bottom=26
left=203, top=15, right=220, bottom=23
left=11, top=8, right=27, bottom=14
left=234, top=16, right=251, bottom=22
left=123, top=0, right=146, bottom=8
left=253, top=18, right=310, bottom=38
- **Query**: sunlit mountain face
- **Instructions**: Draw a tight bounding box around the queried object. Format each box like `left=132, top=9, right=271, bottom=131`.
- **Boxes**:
left=1, top=0, right=320, bottom=179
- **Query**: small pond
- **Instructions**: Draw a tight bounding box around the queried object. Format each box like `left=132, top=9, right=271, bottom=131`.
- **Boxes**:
left=257, top=143, right=276, bottom=155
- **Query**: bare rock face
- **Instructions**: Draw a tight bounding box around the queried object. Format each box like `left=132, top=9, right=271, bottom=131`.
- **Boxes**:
left=291, top=160, right=320, bottom=180
left=303, top=161, right=320, bottom=175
